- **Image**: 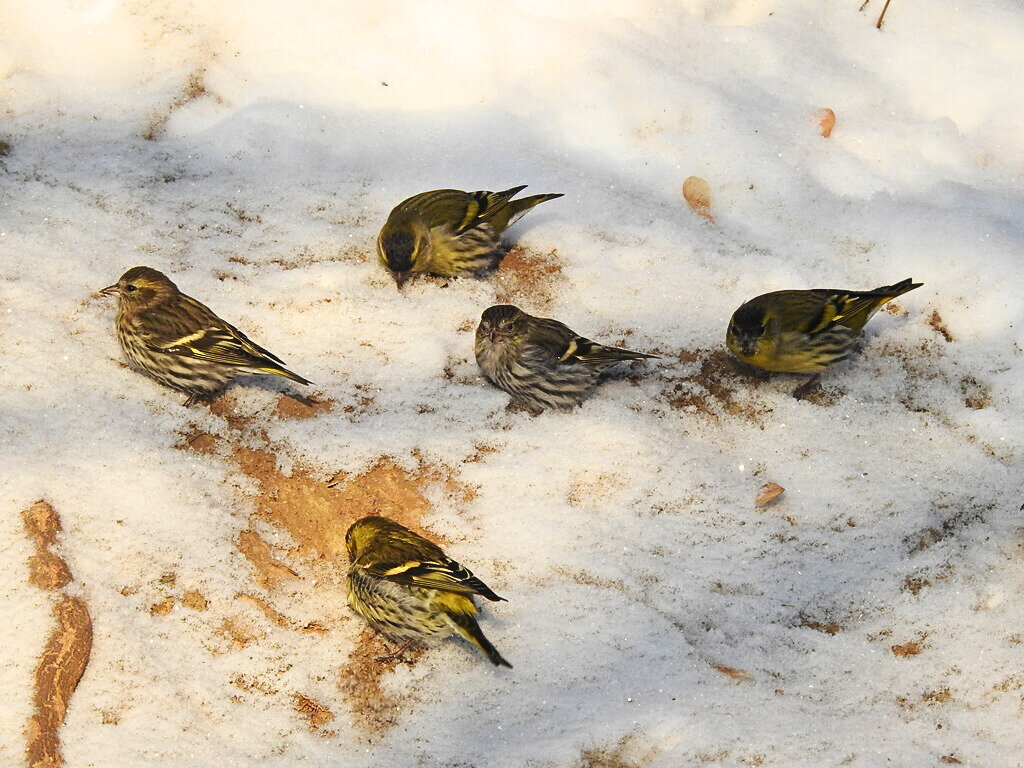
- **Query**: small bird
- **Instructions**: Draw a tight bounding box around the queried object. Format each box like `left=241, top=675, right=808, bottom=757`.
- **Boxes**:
left=726, top=278, right=923, bottom=376
left=99, top=266, right=310, bottom=406
left=345, top=516, right=511, bottom=668
left=475, top=304, right=658, bottom=415
left=377, top=186, right=563, bottom=287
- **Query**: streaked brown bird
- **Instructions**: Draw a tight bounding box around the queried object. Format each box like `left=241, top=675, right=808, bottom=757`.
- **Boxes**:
left=100, top=266, right=310, bottom=406
left=346, top=516, right=512, bottom=668
left=377, top=186, right=562, bottom=287
left=475, top=304, right=659, bottom=415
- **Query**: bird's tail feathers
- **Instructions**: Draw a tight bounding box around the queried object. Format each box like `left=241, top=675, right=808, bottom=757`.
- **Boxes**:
left=833, top=278, right=923, bottom=332
left=448, top=612, right=512, bottom=668
left=256, top=363, right=312, bottom=386
left=502, top=192, right=564, bottom=229
left=870, top=278, right=923, bottom=298
left=577, top=343, right=659, bottom=365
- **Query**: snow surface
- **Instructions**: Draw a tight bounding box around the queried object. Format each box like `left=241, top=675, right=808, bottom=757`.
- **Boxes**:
left=2, top=0, right=1024, bottom=766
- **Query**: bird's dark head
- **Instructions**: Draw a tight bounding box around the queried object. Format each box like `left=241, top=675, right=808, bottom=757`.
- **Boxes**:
left=378, top=224, right=427, bottom=288
left=346, top=515, right=406, bottom=563
left=477, top=304, right=528, bottom=345
left=99, top=266, right=178, bottom=311
left=726, top=301, right=768, bottom=358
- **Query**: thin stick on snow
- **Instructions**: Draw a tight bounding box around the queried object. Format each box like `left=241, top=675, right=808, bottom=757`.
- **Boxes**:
left=875, top=0, right=893, bottom=28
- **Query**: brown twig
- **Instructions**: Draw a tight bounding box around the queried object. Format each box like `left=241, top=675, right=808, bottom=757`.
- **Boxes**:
left=875, top=0, right=893, bottom=28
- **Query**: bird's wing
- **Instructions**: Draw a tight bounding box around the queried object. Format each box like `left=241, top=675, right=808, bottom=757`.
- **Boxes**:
left=802, top=294, right=848, bottom=335
left=523, top=317, right=584, bottom=364
left=804, top=291, right=894, bottom=335
left=151, top=297, right=286, bottom=368
left=397, top=187, right=528, bottom=234
left=529, top=318, right=656, bottom=366
left=453, top=186, right=528, bottom=234
left=364, top=557, right=505, bottom=601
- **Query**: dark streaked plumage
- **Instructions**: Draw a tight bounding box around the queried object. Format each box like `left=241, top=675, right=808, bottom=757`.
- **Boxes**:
left=100, top=266, right=310, bottom=405
left=726, top=278, right=923, bottom=373
left=346, top=516, right=511, bottom=668
left=475, top=304, right=658, bottom=415
left=377, top=186, right=563, bottom=287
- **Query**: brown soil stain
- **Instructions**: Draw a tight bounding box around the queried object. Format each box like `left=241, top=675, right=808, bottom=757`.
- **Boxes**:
left=237, top=530, right=299, bottom=589
left=922, top=688, right=953, bottom=704
left=237, top=592, right=327, bottom=634
left=581, top=733, right=664, bottom=767
left=801, top=619, right=844, bottom=636
left=275, top=394, right=335, bottom=420
left=338, top=631, right=422, bottom=735
left=143, top=67, right=222, bottom=141
left=891, top=642, right=922, bottom=657
left=149, top=598, right=175, bottom=616
left=929, top=310, right=954, bottom=342
left=664, top=349, right=774, bottom=422
left=494, top=245, right=566, bottom=311
left=292, top=693, right=336, bottom=733
left=567, top=470, right=626, bottom=508
left=960, top=376, right=991, bottom=410
left=871, top=337, right=1006, bottom=461
left=181, top=589, right=209, bottom=611
left=903, top=576, right=931, bottom=595
left=22, top=501, right=93, bottom=768
left=215, top=614, right=264, bottom=650
left=177, top=394, right=449, bottom=736
left=234, top=445, right=436, bottom=562
left=27, top=597, right=93, bottom=768
left=709, top=663, right=753, bottom=681
left=682, top=175, right=713, bottom=222
left=23, top=502, right=72, bottom=591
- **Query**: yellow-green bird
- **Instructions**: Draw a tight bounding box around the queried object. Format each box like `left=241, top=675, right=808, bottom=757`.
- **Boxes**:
left=100, top=266, right=310, bottom=406
left=377, top=186, right=563, bottom=287
left=726, top=278, right=922, bottom=373
left=345, top=516, right=512, bottom=668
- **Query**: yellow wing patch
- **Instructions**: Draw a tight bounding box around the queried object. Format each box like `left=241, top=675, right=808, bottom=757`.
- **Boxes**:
left=455, top=199, right=482, bottom=233
left=159, top=328, right=210, bottom=348
left=381, top=561, right=422, bottom=576
left=558, top=339, right=578, bottom=362
left=807, top=300, right=845, bottom=334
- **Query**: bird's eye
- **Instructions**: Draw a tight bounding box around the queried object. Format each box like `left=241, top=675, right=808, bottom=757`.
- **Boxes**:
left=125, top=284, right=137, bottom=293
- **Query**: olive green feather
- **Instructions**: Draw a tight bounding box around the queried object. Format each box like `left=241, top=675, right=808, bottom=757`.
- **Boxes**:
left=345, top=516, right=512, bottom=668
left=377, top=186, right=562, bottom=285
left=726, top=278, right=922, bottom=374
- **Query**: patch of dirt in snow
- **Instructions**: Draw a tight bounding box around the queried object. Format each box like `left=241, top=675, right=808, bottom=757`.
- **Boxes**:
left=494, top=244, right=566, bottom=311
left=871, top=332, right=1007, bottom=462
left=176, top=394, right=455, bottom=736
left=291, top=692, right=337, bottom=735
left=22, top=501, right=94, bottom=768
left=580, top=733, right=663, bottom=767
left=662, top=349, right=778, bottom=422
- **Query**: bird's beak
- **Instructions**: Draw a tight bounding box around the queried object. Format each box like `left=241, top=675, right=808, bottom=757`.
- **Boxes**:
left=98, top=284, right=118, bottom=297
left=488, top=328, right=500, bottom=342
left=740, top=337, right=758, bottom=356
left=394, top=272, right=410, bottom=290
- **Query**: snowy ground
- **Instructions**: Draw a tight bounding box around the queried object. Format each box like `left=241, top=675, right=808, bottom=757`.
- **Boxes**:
left=2, top=1, right=1024, bottom=766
